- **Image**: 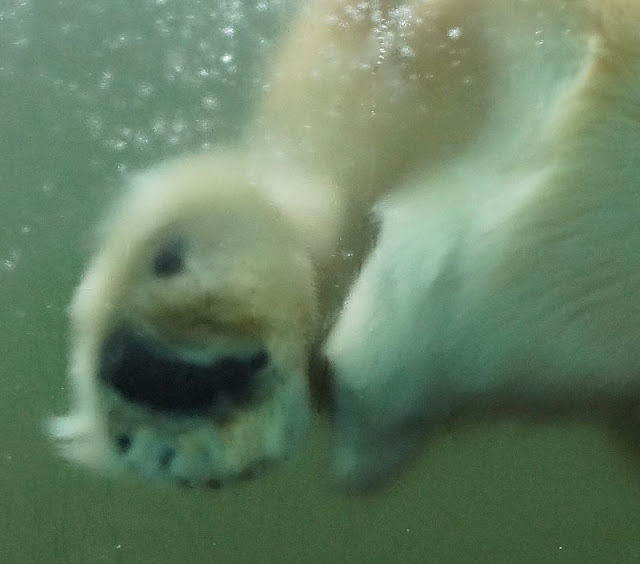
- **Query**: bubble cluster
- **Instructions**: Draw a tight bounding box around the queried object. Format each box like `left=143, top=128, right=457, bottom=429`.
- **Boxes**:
left=24, top=0, right=292, bottom=172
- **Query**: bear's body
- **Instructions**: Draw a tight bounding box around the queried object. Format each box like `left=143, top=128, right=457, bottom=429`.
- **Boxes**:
left=53, top=0, right=640, bottom=490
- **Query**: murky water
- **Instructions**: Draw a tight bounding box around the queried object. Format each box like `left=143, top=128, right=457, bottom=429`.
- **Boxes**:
left=2, top=1, right=640, bottom=562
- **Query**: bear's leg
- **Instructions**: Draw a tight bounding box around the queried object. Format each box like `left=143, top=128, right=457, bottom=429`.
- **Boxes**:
left=326, top=156, right=640, bottom=490
left=325, top=190, right=463, bottom=490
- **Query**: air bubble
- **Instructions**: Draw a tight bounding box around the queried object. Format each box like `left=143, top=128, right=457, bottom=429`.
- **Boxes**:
left=106, top=139, right=127, bottom=151
left=201, top=96, right=219, bottom=110
left=399, top=45, right=414, bottom=58
left=136, top=83, right=154, bottom=97
left=2, top=251, right=19, bottom=272
left=98, top=71, right=113, bottom=90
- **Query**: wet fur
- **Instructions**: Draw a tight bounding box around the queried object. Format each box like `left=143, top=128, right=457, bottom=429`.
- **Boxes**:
left=52, top=0, right=640, bottom=490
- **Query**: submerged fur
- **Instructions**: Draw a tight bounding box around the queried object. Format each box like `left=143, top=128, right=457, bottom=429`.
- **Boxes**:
left=53, top=0, right=640, bottom=490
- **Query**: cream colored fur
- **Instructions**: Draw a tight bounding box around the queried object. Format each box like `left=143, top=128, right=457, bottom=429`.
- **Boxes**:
left=53, top=0, right=640, bottom=489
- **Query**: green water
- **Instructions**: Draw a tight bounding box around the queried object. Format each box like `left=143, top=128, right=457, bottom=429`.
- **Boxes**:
left=2, top=1, right=640, bottom=562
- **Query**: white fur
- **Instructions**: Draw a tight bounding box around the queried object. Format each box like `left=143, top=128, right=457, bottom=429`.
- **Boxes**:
left=53, top=0, right=640, bottom=490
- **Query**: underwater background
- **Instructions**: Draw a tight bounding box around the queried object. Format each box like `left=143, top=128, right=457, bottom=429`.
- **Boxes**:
left=2, top=1, right=640, bottom=562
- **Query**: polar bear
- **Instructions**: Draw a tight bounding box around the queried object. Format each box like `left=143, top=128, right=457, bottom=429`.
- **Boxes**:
left=52, top=0, right=640, bottom=490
